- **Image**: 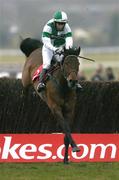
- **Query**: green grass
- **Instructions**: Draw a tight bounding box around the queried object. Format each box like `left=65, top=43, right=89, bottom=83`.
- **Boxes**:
left=85, top=53, right=119, bottom=62
left=0, top=55, right=24, bottom=64
left=0, top=162, right=119, bottom=180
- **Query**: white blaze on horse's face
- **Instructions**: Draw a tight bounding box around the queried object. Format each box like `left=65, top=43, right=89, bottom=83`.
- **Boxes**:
left=67, top=71, right=78, bottom=89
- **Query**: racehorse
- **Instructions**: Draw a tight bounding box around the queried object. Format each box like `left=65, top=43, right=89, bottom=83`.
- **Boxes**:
left=20, top=38, right=80, bottom=163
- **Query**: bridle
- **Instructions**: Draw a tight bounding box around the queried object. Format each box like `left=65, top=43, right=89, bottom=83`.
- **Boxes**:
left=50, top=54, right=79, bottom=90
left=62, top=55, right=79, bottom=79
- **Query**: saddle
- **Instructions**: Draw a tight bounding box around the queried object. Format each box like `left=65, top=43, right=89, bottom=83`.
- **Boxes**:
left=32, top=56, right=60, bottom=82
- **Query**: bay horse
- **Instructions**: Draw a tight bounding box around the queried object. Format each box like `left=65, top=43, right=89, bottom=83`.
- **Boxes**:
left=20, top=38, right=80, bottom=163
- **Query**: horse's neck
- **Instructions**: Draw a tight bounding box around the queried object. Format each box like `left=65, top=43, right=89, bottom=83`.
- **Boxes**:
left=52, top=68, right=68, bottom=88
left=53, top=68, right=63, bottom=79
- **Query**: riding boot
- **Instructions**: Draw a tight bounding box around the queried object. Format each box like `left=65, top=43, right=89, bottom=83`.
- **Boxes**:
left=37, top=68, right=47, bottom=92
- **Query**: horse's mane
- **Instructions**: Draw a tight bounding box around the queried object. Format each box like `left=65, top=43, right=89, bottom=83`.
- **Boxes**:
left=20, top=38, right=43, bottom=57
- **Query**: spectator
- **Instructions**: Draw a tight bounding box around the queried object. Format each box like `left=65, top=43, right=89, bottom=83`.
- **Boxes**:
left=91, top=64, right=104, bottom=81
left=78, top=70, right=87, bottom=81
left=118, top=74, right=119, bottom=81
left=105, top=67, right=115, bottom=81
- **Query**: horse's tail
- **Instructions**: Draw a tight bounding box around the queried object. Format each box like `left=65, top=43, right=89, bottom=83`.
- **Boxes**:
left=20, top=37, right=43, bottom=57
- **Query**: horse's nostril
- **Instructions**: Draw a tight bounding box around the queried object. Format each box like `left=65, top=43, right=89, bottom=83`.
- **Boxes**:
left=70, top=80, right=74, bottom=86
left=68, top=79, right=76, bottom=88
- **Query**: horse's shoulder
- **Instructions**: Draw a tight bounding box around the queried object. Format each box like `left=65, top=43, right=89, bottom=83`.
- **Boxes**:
left=24, top=57, right=33, bottom=69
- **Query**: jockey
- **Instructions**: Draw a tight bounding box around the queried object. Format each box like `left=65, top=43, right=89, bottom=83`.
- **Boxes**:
left=37, top=11, right=82, bottom=92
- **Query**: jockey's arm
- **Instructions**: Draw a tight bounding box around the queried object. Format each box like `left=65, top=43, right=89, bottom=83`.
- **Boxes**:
left=42, top=23, right=57, bottom=51
left=65, top=24, right=73, bottom=49
left=42, top=36, right=56, bottom=51
left=65, top=36, right=73, bottom=49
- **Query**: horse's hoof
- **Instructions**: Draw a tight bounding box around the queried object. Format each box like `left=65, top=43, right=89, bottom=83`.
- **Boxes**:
left=72, top=146, right=80, bottom=152
left=64, top=160, right=69, bottom=165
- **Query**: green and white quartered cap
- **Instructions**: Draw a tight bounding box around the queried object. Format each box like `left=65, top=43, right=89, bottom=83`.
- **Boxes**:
left=53, top=11, right=68, bottom=23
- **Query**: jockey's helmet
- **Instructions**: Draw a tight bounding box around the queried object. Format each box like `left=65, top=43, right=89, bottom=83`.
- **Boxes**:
left=53, top=11, right=68, bottom=23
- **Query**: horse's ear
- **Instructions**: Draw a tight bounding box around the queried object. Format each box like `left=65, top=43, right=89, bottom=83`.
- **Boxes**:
left=64, top=46, right=67, bottom=52
left=78, top=46, right=81, bottom=55
left=63, top=46, right=68, bottom=56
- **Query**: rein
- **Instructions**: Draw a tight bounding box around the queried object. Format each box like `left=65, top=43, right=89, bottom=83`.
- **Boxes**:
left=47, top=54, right=78, bottom=91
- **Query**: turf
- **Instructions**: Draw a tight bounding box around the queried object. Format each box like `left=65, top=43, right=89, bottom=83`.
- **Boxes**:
left=0, top=162, right=119, bottom=180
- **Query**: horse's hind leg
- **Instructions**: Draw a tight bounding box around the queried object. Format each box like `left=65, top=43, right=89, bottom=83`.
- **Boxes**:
left=64, top=135, right=69, bottom=164
left=22, top=60, right=31, bottom=87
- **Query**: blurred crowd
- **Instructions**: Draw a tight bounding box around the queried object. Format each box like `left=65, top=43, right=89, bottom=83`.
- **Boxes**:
left=78, top=64, right=119, bottom=81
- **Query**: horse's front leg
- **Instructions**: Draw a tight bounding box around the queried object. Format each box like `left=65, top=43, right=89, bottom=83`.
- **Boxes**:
left=64, top=135, right=79, bottom=164
left=63, top=101, right=80, bottom=153
left=51, top=105, right=79, bottom=159
left=64, top=135, right=70, bottom=164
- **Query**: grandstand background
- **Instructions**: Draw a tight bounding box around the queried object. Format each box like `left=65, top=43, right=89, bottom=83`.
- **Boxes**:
left=0, top=0, right=119, bottom=79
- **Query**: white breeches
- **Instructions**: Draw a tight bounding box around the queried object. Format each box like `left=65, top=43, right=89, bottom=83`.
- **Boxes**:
left=42, top=46, right=63, bottom=69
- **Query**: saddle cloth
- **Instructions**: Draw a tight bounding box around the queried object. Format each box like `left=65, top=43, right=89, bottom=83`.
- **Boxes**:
left=32, top=55, right=62, bottom=82
left=32, top=64, right=60, bottom=82
left=32, top=65, right=43, bottom=81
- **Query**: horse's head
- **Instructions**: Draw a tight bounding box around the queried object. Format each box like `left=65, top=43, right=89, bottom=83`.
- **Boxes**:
left=62, top=47, right=80, bottom=89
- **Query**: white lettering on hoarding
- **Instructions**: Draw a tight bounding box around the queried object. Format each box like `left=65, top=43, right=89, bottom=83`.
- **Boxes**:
left=90, top=144, right=117, bottom=159
left=72, top=144, right=89, bottom=159
left=56, top=145, right=64, bottom=159
left=37, top=144, right=52, bottom=159
left=19, top=144, right=37, bottom=159
left=2, top=137, right=20, bottom=159
left=0, top=136, right=117, bottom=161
